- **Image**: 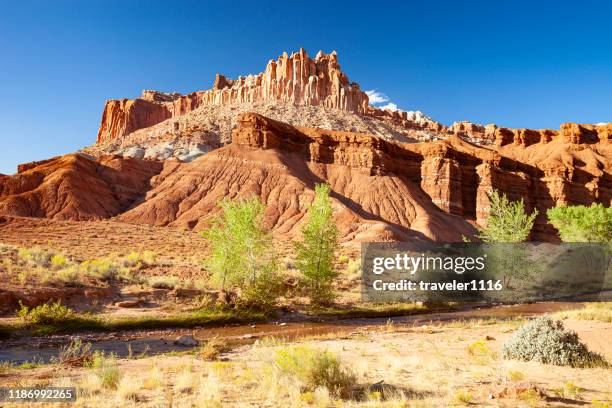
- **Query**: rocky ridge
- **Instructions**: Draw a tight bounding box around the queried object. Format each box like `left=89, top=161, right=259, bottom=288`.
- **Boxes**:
left=5, top=113, right=607, bottom=242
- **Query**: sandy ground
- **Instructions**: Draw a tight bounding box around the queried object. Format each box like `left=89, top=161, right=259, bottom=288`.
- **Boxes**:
left=0, top=318, right=610, bottom=407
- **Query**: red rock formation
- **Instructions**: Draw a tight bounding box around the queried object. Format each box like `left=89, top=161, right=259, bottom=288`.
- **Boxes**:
left=0, top=154, right=162, bottom=220
left=97, top=98, right=174, bottom=143
left=96, top=49, right=372, bottom=143
left=227, top=113, right=611, bottom=240
left=7, top=112, right=612, bottom=242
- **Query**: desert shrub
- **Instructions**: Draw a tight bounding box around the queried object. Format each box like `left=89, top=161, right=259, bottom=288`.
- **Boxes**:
left=547, top=203, right=612, bottom=242
left=197, top=338, right=227, bottom=361
left=501, top=317, right=607, bottom=367
left=466, top=339, right=497, bottom=363
left=148, top=276, right=180, bottom=289
left=17, top=301, right=100, bottom=334
left=87, top=352, right=121, bottom=389
left=202, top=196, right=281, bottom=311
left=57, top=265, right=81, bottom=286
left=82, top=258, right=118, bottom=281
left=479, top=190, right=538, bottom=242
left=17, top=301, right=77, bottom=325
left=346, top=259, right=361, bottom=276
left=274, top=346, right=357, bottom=398
left=141, top=250, right=156, bottom=266
left=122, top=252, right=141, bottom=268
left=50, top=254, right=68, bottom=269
left=18, top=247, right=55, bottom=267
left=294, top=184, right=339, bottom=306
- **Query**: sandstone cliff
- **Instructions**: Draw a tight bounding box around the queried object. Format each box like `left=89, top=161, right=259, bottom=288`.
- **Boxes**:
left=96, top=49, right=376, bottom=143
left=118, top=113, right=610, bottom=241
left=3, top=113, right=610, bottom=242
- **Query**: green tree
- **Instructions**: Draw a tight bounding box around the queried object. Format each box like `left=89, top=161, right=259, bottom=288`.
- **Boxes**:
left=294, top=184, right=339, bottom=306
left=479, top=190, right=538, bottom=242
left=547, top=203, right=612, bottom=242
left=477, top=190, right=540, bottom=292
left=201, top=196, right=280, bottom=311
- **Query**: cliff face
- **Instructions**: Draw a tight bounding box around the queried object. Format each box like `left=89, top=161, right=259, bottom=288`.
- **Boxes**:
left=232, top=113, right=611, bottom=240
left=4, top=112, right=610, bottom=242
left=96, top=49, right=372, bottom=143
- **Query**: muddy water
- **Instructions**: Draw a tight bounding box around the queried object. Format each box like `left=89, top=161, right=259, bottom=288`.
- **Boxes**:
left=0, top=302, right=588, bottom=364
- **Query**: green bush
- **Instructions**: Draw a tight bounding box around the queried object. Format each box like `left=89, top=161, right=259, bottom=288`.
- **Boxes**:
left=274, top=346, right=357, bottom=398
left=502, top=317, right=607, bottom=367
left=50, top=254, right=68, bottom=269
left=17, top=301, right=77, bottom=325
left=81, top=258, right=118, bottom=281
left=57, top=265, right=81, bottom=286
left=18, top=247, right=55, bottom=267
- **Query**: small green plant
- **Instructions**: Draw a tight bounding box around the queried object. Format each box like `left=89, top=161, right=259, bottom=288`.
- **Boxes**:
left=502, top=316, right=607, bottom=367
left=17, top=301, right=100, bottom=334
left=82, top=258, right=118, bottom=281
left=50, top=254, right=68, bottom=269
left=122, top=252, right=141, bottom=267
left=518, top=388, right=543, bottom=407
left=346, top=258, right=361, bottom=276
left=57, top=265, right=81, bottom=286
left=466, top=339, right=497, bottom=363
left=87, top=352, right=121, bottom=389
left=294, top=184, right=339, bottom=306
left=274, top=345, right=357, bottom=398
left=141, top=250, right=156, bottom=266
left=337, top=254, right=349, bottom=264
left=553, top=381, right=584, bottom=399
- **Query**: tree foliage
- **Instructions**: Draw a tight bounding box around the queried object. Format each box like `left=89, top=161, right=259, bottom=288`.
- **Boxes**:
left=547, top=203, right=612, bottom=242
left=479, top=190, right=538, bottom=243
left=201, top=196, right=280, bottom=311
left=294, top=184, right=339, bottom=306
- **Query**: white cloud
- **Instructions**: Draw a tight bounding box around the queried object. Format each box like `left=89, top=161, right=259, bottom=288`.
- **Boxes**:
left=365, top=90, right=388, bottom=105
left=380, top=102, right=399, bottom=111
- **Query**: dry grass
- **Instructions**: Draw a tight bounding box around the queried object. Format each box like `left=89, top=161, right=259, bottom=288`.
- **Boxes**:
left=554, top=302, right=612, bottom=323
left=3, top=318, right=609, bottom=407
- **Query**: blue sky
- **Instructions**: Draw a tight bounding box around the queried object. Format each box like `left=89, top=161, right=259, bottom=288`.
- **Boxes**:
left=1, top=0, right=611, bottom=174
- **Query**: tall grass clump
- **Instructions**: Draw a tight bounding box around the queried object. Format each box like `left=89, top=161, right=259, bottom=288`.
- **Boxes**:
left=87, top=352, right=122, bottom=389
left=274, top=346, right=357, bottom=398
